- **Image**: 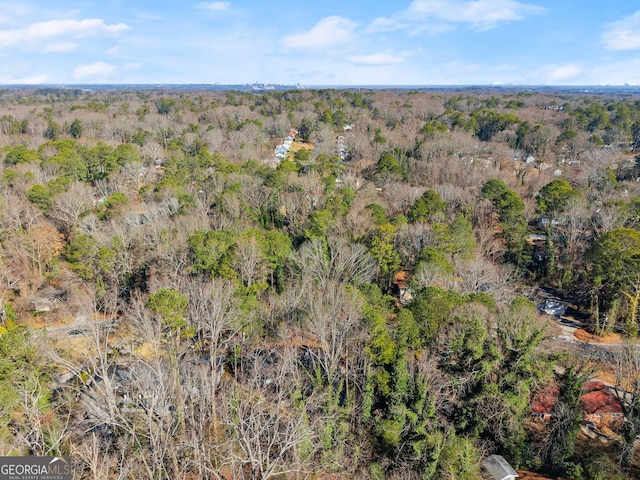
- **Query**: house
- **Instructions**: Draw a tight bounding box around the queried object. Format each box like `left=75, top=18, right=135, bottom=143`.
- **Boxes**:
left=392, top=271, right=413, bottom=304
left=531, top=384, right=560, bottom=422
left=530, top=380, right=624, bottom=428
left=483, top=455, right=518, bottom=480
left=538, top=299, right=567, bottom=318
left=580, top=381, right=624, bottom=426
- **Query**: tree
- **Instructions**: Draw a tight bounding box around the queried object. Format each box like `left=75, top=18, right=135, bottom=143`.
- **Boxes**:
left=605, top=342, right=640, bottom=466
left=155, top=97, right=175, bottom=116
left=376, top=152, right=403, bottom=178
left=481, top=179, right=526, bottom=263
left=408, top=189, right=446, bottom=223
left=43, top=120, right=62, bottom=140
left=587, top=227, right=640, bottom=334
left=48, top=182, right=94, bottom=232
left=84, top=143, right=119, bottom=183
left=541, top=364, right=590, bottom=476
left=67, top=118, right=83, bottom=139
left=369, top=223, right=401, bottom=286
left=147, top=288, right=188, bottom=332
left=4, top=145, right=39, bottom=165
left=471, top=109, right=519, bottom=141
left=26, top=185, right=53, bottom=212
left=188, top=229, right=237, bottom=280
left=537, top=179, right=579, bottom=218
left=294, top=148, right=311, bottom=165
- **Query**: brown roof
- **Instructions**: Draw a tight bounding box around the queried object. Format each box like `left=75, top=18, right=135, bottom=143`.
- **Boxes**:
left=531, top=380, right=623, bottom=416
left=393, top=271, right=410, bottom=289
left=580, top=383, right=623, bottom=415
left=531, top=384, right=559, bottom=414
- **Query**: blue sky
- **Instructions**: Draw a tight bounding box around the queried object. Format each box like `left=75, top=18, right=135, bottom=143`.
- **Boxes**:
left=1, top=0, right=640, bottom=85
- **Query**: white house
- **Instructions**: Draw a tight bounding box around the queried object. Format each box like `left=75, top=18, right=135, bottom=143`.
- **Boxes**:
left=483, top=455, right=518, bottom=480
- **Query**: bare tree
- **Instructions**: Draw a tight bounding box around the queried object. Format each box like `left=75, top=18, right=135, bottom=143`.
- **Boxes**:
left=295, top=237, right=376, bottom=288
left=304, top=279, right=363, bottom=386
left=223, top=348, right=320, bottom=480
left=606, top=342, right=640, bottom=466
left=186, top=278, right=244, bottom=435
left=48, top=182, right=95, bottom=233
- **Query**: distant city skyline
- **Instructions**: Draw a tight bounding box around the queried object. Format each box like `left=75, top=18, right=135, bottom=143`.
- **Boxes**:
left=1, top=1, right=639, bottom=86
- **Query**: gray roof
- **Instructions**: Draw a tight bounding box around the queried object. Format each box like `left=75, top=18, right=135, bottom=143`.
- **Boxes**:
left=483, top=455, right=518, bottom=480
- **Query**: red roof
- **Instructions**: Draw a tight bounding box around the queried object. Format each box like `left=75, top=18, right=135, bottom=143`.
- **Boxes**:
left=393, top=271, right=410, bottom=290
left=531, top=384, right=559, bottom=414
left=531, top=381, right=624, bottom=416
left=580, top=383, right=623, bottom=415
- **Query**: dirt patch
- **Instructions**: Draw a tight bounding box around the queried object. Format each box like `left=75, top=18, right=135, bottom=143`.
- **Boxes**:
left=574, top=328, right=623, bottom=344
left=517, top=471, right=556, bottom=480
left=291, top=141, right=314, bottom=152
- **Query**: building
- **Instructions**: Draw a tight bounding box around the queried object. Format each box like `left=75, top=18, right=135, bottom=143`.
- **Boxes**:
left=531, top=380, right=624, bottom=427
left=483, top=454, right=518, bottom=480
left=580, top=381, right=624, bottom=426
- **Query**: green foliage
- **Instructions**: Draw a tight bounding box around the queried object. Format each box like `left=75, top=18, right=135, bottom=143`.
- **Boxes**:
left=417, top=246, right=455, bottom=280
left=84, top=142, right=119, bottom=184
left=537, top=179, right=580, bottom=216
left=39, top=143, right=84, bottom=180
left=365, top=203, right=389, bottom=226
left=587, top=227, right=640, bottom=329
left=471, top=109, right=520, bottom=141
left=542, top=364, right=591, bottom=475
left=376, top=152, right=403, bottom=177
left=188, top=229, right=237, bottom=279
left=481, top=178, right=527, bottom=262
left=67, top=118, right=83, bottom=139
left=408, top=189, right=446, bottom=223
left=4, top=145, right=39, bottom=165
left=293, top=148, right=311, bottom=164
left=369, top=223, right=401, bottom=285
left=26, top=184, right=53, bottom=212
left=298, top=117, right=316, bottom=142
left=420, top=120, right=448, bottom=138
left=64, top=233, right=98, bottom=280
left=43, top=120, right=62, bottom=140
left=408, top=287, right=466, bottom=342
left=114, top=143, right=141, bottom=165
left=305, top=209, right=336, bottom=239
left=147, top=288, right=188, bottom=331
left=155, top=97, right=175, bottom=115
left=97, top=192, right=129, bottom=220
left=437, top=433, right=482, bottom=480
left=1, top=169, right=19, bottom=185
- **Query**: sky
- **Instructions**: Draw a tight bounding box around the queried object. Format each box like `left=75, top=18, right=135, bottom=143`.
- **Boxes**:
left=1, top=1, right=640, bottom=86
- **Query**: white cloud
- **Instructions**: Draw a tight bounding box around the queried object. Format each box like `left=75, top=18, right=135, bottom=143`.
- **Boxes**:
left=0, top=73, right=49, bottom=84
left=602, top=11, right=640, bottom=51
left=73, top=61, right=117, bottom=80
left=546, top=63, right=582, bottom=82
left=197, top=2, right=231, bottom=11
left=0, top=18, right=130, bottom=49
left=281, top=16, right=356, bottom=50
left=369, top=0, right=546, bottom=33
left=346, top=53, right=405, bottom=65
left=44, top=42, right=78, bottom=53
left=123, top=62, right=143, bottom=71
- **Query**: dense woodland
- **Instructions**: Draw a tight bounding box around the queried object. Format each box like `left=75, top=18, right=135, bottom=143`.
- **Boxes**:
left=1, top=86, right=640, bottom=479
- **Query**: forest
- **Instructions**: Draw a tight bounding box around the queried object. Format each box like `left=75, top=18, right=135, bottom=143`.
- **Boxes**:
left=0, top=85, right=640, bottom=479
